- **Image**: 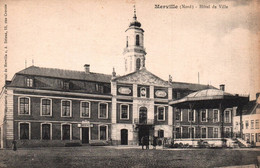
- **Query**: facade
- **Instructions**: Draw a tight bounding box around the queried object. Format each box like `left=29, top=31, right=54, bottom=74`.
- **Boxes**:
left=0, top=11, right=243, bottom=148
left=233, top=93, right=260, bottom=146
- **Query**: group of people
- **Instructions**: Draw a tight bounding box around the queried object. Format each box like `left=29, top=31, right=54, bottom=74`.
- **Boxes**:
left=141, top=136, right=158, bottom=150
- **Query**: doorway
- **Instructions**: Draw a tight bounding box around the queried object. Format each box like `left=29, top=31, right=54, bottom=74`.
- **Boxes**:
left=138, top=125, right=150, bottom=145
left=121, top=129, right=128, bottom=145
left=82, top=127, right=89, bottom=144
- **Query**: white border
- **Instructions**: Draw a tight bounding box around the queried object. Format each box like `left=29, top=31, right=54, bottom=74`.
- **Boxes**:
left=98, top=102, right=108, bottom=119
left=61, top=123, right=72, bottom=140
left=98, top=125, right=108, bottom=140
left=18, top=97, right=31, bottom=115
left=18, top=122, right=31, bottom=140
left=80, top=101, right=91, bottom=118
left=40, top=123, right=52, bottom=140
left=40, top=98, right=52, bottom=116
left=26, top=78, right=33, bottom=87
left=157, top=106, right=165, bottom=121
left=61, top=100, right=72, bottom=117
left=120, top=104, right=129, bottom=120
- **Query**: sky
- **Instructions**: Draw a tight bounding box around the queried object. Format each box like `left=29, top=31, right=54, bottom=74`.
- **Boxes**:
left=0, top=0, right=259, bottom=99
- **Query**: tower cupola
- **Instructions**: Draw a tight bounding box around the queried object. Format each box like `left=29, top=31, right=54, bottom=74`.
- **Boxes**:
left=123, top=6, right=146, bottom=74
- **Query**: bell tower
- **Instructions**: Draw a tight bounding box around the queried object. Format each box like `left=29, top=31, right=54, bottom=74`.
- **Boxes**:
left=123, top=6, right=146, bottom=74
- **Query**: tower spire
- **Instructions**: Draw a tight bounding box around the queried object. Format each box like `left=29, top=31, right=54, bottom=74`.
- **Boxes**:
left=133, top=5, right=137, bottom=20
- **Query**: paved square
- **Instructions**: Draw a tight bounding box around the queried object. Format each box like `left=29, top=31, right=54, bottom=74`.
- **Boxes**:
left=0, top=146, right=259, bottom=168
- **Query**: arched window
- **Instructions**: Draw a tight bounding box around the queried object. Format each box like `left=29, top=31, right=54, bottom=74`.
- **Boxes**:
left=136, top=58, right=141, bottom=70
left=136, top=35, right=140, bottom=46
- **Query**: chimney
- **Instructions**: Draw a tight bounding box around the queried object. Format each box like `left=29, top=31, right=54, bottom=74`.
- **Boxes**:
left=84, top=64, right=90, bottom=73
left=112, top=67, right=116, bottom=79
left=220, top=84, right=225, bottom=91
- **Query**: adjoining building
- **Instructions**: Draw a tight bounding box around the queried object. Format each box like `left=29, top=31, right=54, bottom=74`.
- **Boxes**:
left=0, top=9, right=249, bottom=148
left=169, top=88, right=249, bottom=147
left=233, top=93, right=260, bottom=146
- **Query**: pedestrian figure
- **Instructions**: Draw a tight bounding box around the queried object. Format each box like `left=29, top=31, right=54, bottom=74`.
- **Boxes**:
left=153, top=136, right=157, bottom=149
left=145, top=136, right=149, bottom=150
left=141, top=136, right=144, bottom=150
left=12, top=140, right=17, bottom=151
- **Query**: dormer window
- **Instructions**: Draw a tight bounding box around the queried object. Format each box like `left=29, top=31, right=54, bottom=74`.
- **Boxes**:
left=26, top=78, right=33, bottom=87
left=63, top=81, right=70, bottom=90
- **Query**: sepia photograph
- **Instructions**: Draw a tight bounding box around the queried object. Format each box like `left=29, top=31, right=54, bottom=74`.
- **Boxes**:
left=0, top=0, right=260, bottom=167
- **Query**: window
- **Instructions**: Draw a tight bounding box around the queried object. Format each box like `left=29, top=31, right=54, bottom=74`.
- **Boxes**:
left=188, top=110, right=195, bottom=122
left=157, top=107, right=165, bottom=121
left=175, top=109, right=182, bottom=121
left=95, top=83, right=104, bottom=93
left=176, top=127, right=181, bottom=139
left=140, top=87, right=146, bottom=98
left=41, top=99, right=52, bottom=116
left=224, top=110, right=231, bottom=123
left=19, top=97, right=30, bottom=115
left=61, top=100, right=71, bottom=117
left=136, top=34, right=140, bottom=46
left=41, top=124, right=51, bottom=140
left=225, top=127, right=231, bottom=138
left=63, top=81, right=70, bottom=90
left=177, top=92, right=181, bottom=99
left=81, top=101, right=90, bottom=118
left=188, top=127, right=195, bottom=138
left=245, top=120, right=249, bottom=129
left=62, top=124, right=71, bottom=140
left=251, top=120, right=254, bottom=129
left=213, top=109, right=219, bottom=122
left=99, top=125, right=107, bottom=140
left=99, top=103, right=108, bottom=119
left=120, top=104, right=129, bottom=119
left=256, top=120, right=259, bottom=129
left=26, top=78, right=33, bottom=87
left=136, top=58, right=141, bottom=70
left=213, top=128, right=218, bottom=138
left=158, top=130, right=164, bottom=138
left=19, top=123, right=30, bottom=140
left=201, top=127, right=207, bottom=138
left=201, top=109, right=207, bottom=122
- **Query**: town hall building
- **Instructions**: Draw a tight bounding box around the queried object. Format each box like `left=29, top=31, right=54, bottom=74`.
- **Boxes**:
left=0, top=10, right=246, bottom=148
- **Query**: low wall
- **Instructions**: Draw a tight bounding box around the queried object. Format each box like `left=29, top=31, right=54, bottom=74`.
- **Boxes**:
left=174, top=138, right=224, bottom=147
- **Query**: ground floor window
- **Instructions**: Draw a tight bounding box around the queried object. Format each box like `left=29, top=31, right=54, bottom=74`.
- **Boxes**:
left=188, top=127, right=195, bottom=138
left=158, top=130, right=164, bottom=138
left=176, top=127, right=181, bottom=139
left=62, top=124, right=71, bottom=140
left=213, top=128, right=218, bottom=138
left=42, top=124, right=51, bottom=140
left=20, top=123, right=30, bottom=140
left=99, top=125, right=107, bottom=140
left=201, top=128, right=207, bottom=138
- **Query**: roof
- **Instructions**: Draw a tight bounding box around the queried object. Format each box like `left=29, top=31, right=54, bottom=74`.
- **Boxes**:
left=16, top=66, right=112, bottom=83
left=171, top=81, right=216, bottom=91
left=170, top=88, right=249, bottom=108
left=240, top=100, right=258, bottom=115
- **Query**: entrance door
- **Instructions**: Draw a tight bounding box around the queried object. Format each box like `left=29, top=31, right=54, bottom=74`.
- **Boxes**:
left=121, top=129, right=128, bottom=145
left=138, top=126, right=150, bottom=145
left=82, top=128, right=89, bottom=144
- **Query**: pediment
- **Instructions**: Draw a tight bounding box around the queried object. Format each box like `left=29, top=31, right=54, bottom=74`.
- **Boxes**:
left=114, top=69, right=170, bottom=87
